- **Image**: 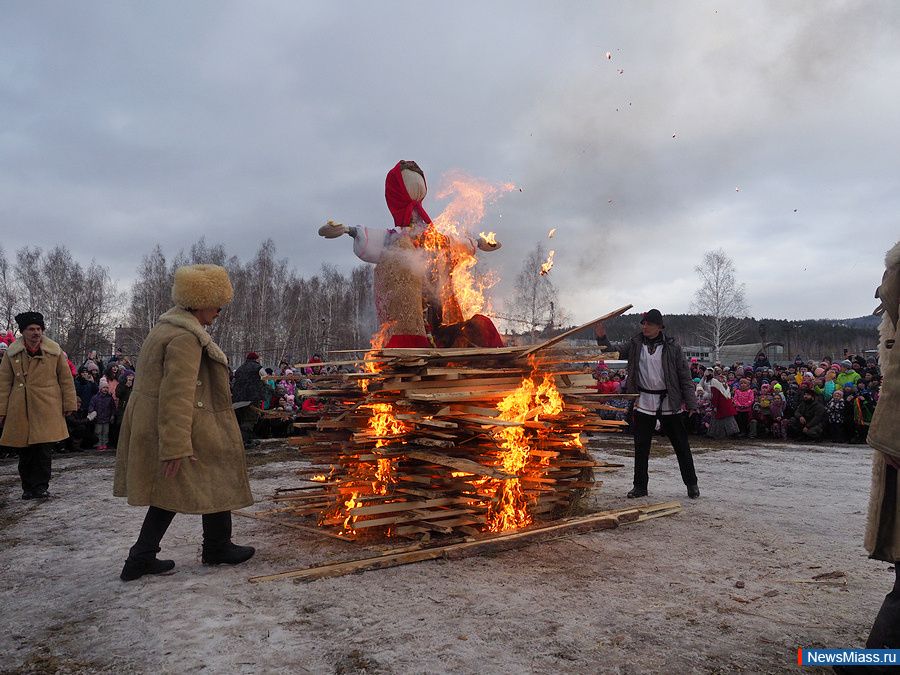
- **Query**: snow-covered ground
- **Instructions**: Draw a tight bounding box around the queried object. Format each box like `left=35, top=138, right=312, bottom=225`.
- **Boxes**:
left=0, top=435, right=892, bottom=674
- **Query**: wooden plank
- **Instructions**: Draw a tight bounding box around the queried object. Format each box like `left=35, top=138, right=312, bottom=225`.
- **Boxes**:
left=349, top=496, right=475, bottom=517
left=248, top=501, right=680, bottom=583
left=425, top=367, right=528, bottom=376
left=382, top=376, right=526, bottom=392
left=352, top=511, right=471, bottom=530
left=232, top=510, right=358, bottom=543
left=407, top=390, right=511, bottom=402
left=394, top=415, right=458, bottom=429
left=447, top=405, right=500, bottom=417
left=453, top=415, right=523, bottom=427
left=520, top=304, right=634, bottom=357
left=405, top=449, right=514, bottom=480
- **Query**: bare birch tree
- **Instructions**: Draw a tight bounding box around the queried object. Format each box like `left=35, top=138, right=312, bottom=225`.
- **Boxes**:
left=691, top=248, right=748, bottom=363
left=0, top=246, right=20, bottom=331
left=509, top=242, right=561, bottom=338
left=127, top=245, right=173, bottom=339
left=12, top=245, right=122, bottom=360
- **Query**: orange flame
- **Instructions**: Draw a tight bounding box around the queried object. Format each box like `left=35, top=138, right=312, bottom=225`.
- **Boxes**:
left=540, top=250, right=555, bottom=276
left=420, top=173, right=514, bottom=322
left=341, top=492, right=362, bottom=534
left=367, top=402, right=408, bottom=495
left=478, top=231, right=497, bottom=246
left=486, top=372, right=564, bottom=532
left=360, top=321, right=394, bottom=392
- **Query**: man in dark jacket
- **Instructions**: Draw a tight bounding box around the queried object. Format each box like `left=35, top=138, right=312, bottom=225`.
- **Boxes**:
left=232, top=352, right=266, bottom=403
left=74, top=366, right=98, bottom=413
left=789, top=386, right=827, bottom=439
left=753, top=351, right=771, bottom=370
left=595, top=309, right=700, bottom=499
left=231, top=352, right=266, bottom=446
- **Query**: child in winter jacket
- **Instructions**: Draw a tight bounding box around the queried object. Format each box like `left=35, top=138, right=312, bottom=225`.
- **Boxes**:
left=826, top=390, right=846, bottom=442
left=769, top=384, right=788, bottom=439
left=733, top=378, right=755, bottom=437
left=752, top=383, right=774, bottom=438
left=88, top=384, right=116, bottom=450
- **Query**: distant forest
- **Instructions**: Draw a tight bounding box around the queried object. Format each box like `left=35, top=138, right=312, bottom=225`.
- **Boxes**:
left=545, top=313, right=880, bottom=361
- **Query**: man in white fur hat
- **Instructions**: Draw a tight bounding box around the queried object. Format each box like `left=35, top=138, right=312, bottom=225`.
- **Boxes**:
left=114, top=264, right=254, bottom=581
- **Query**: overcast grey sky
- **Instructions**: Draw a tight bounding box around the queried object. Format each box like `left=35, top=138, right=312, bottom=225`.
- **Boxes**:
left=2, top=1, right=898, bottom=323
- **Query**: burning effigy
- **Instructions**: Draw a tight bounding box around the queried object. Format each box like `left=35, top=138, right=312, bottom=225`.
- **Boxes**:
left=318, top=160, right=506, bottom=349
left=258, top=163, right=642, bottom=543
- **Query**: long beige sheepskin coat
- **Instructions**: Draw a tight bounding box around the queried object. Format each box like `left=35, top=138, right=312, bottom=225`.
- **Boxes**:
left=113, top=307, right=253, bottom=514
left=865, top=239, right=900, bottom=563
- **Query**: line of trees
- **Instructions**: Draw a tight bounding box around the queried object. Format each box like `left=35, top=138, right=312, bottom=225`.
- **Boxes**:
left=568, top=313, right=877, bottom=362
left=126, top=239, right=376, bottom=365
left=0, top=238, right=873, bottom=367
left=0, top=239, right=377, bottom=366
left=0, top=244, right=122, bottom=359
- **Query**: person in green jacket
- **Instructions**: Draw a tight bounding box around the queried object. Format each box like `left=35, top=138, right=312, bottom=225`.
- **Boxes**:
left=836, top=359, right=862, bottom=389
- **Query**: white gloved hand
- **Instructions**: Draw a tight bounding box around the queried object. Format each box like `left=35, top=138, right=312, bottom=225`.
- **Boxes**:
left=87, top=411, right=97, bottom=421
left=477, top=237, right=502, bottom=252
left=318, top=220, right=350, bottom=238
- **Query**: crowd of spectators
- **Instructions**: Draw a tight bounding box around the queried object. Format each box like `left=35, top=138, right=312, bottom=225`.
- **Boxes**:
left=2, top=332, right=880, bottom=457
left=0, top=341, right=341, bottom=454
left=592, top=350, right=882, bottom=444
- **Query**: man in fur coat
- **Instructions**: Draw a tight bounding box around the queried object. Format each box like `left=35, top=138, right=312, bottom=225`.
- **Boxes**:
left=858, top=239, right=900, bottom=653
left=0, top=311, right=78, bottom=499
left=114, top=264, right=254, bottom=581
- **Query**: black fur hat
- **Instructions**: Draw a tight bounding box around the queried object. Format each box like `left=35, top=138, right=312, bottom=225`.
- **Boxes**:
left=15, top=311, right=45, bottom=331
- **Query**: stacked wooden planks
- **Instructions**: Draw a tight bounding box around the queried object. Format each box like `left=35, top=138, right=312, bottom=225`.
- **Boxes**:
left=281, top=305, right=636, bottom=540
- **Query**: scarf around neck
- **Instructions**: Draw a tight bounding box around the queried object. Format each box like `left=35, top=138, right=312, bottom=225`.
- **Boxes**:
left=641, top=332, right=664, bottom=355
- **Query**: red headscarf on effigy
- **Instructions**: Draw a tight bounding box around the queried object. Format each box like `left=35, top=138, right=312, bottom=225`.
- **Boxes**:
left=385, top=161, right=432, bottom=228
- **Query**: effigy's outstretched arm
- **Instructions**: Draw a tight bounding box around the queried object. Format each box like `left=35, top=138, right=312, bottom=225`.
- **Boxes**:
left=318, top=220, right=359, bottom=239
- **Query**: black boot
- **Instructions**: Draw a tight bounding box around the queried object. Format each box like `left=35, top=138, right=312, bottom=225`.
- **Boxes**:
left=202, top=511, right=255, bottom=566
left=120, top=557, right=176, bottom=581
left=121, top=506, right=177, bottom=581
left=627, top=487, right=648, bottom=498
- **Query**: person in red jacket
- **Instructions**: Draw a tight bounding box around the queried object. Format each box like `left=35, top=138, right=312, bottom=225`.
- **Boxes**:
left=301, top=397, right=324, bottom=415
left=707, top=376, right=740, bottom=439
left=596, top=370, right=620, bottom=395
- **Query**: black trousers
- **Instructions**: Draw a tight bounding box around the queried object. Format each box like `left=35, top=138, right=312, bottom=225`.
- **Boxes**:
left=128, top=506, right=233, bottom=561
left=18, top=443, right=54, bottom=492
left=632, top=411, right=698, bottom=490
left=735, top=411, right=751, bottom=435
left=835, top=566, right=900, bottom=674
left=867, top=564, right=900, bottom=649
